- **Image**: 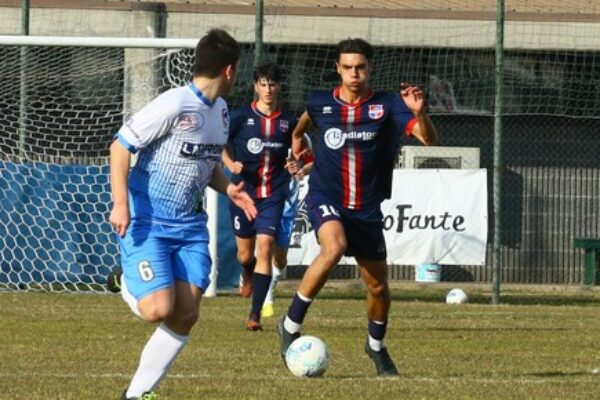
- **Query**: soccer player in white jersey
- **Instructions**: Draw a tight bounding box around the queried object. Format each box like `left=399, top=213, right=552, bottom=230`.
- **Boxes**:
left=109, top=29, right=256, bottom=400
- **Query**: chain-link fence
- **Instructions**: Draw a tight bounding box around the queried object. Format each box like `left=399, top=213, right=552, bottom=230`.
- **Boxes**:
left=0, top=1, right=599, bottom=290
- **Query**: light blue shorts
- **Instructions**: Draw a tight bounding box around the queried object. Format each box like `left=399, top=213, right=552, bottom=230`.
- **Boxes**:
left=117, top=220, right=212, bottom=300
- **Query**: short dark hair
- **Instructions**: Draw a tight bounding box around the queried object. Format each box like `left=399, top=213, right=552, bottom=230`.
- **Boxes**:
left=253, top=62, right=282, bottom=83
left=194, top=29, right=241, bottom=78
left=335, top=38, right=374, bottom=63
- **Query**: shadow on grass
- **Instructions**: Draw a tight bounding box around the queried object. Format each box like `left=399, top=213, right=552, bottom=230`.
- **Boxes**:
left=414, top=326, right=571, bottom=332
left=521, top=370, right=596, bottom=378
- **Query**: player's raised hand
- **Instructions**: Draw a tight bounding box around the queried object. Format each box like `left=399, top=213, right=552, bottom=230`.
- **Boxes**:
left=226, top=181, right=257, bottom=221
left=400, top=82, right=425, bottom=114
left=109, top=204, right=130, bottom=238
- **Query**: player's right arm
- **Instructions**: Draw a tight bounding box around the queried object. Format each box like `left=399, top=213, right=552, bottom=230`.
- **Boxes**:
left=109, top=140, right=131, bottom=238
left=291, top=111, right=313, bottom=160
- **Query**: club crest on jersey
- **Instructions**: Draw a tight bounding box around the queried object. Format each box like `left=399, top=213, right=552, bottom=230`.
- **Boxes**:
left=279, top=120, right=289, bottom=132
left=368, top=104, right=384, bottom=120
left=174, top=112, right=204, bottom=132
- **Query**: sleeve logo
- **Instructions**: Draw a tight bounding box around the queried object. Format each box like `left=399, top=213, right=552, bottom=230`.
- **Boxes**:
left=222, top=108, right=230, bottom=130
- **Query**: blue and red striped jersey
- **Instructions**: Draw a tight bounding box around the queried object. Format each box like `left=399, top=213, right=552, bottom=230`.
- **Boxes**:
left=306, top=87, right=416, bottom=210
left=228, top=101, right=297, bottom=199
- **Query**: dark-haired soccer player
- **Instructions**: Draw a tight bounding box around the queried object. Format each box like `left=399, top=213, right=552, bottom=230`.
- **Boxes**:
left=109, top=29, right=256, bottom=399
left=278, top=37, right=438, bottom=376
left=222, top=62, right=297, bottom=331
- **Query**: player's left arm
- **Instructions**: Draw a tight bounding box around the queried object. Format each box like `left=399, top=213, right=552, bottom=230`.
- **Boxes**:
left=208, top=165, right=257, bottom=220
left=400, top=83, right=438, bottom=146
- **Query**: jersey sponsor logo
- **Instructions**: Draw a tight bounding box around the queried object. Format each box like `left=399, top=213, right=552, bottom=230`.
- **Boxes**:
left=222, top=108, right=230, bottom=130
left=322, top=106, right=332, bottom=114
left=247, top=138, right=264, bottom=154
left=247, top=138, right=285, bottom=154
left=180, top=142, right=224, bottom=159
left=368, top=104, right=384, bottom=120
left=246, top=118, right=255, bottom=126
left=279, top=120, right=289, bottom=132
left=174, top=112, right=204, bottom=132
left=324, top=127, right=377, bottom=149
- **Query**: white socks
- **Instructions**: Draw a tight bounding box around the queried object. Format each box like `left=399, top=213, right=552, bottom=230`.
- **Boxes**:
left=126, top=323, right=188, bottom=398
left=368, top=335, right=384, bottom=352
left=284, top=316, right=302, bottom=334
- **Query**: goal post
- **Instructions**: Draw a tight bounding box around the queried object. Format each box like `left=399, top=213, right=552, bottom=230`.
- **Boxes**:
left=0, top=35, right=227, bottom=293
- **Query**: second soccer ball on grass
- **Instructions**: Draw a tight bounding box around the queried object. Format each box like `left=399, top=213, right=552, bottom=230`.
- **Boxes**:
left=446, top=288, right=469, bottom=304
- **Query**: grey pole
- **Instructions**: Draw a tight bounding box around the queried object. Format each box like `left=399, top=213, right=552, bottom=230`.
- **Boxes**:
left=18, top=0, right=30, bottom=159
left=492, top=0, right=505, bottom=305
left=254, top=0, right=264, bottom=67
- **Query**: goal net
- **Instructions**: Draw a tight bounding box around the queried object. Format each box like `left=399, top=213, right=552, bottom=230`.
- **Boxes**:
left=1, top=0, right=599, bottom=290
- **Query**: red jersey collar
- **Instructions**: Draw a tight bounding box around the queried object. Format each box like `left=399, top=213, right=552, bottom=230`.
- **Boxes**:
left=251, top=101, right=281, bottom=119
left=333, top=86, right=374, bottom=107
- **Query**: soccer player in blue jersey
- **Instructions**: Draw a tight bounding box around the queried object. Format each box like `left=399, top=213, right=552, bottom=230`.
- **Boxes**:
left=221, top=62, right=297, bottom=331
left=109, top=29, right=256, bottom=400
left=278, top=38, right=438, bottom=376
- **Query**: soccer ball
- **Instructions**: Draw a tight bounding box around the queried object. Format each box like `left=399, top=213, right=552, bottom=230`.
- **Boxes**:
left=285, top=335, right=330, bottom=377
left=446, top=288, right=468, bottom=304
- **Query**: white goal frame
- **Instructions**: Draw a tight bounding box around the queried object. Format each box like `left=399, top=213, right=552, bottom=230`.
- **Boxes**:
left=0, top=34, right=222, bottom=296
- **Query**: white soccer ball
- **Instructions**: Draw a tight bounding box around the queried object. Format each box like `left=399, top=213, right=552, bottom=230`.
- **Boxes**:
left=285, top=335, right=330, bottom=378
left=446, top=288, right=468, bottom=304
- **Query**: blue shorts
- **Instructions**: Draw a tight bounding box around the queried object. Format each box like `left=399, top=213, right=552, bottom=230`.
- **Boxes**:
left=306, top=192, right=387, bottom=261
left=276, top=186, right=300, bottom=248
left=117, top=220, right=212, bottom=300
left=229, top=195, right=285, bottom=238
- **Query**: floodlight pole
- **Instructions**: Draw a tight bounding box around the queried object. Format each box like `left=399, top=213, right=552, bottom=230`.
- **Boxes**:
left=18, top=0, right=30, bottom=159
left=492, top=0, right=505, bottom=305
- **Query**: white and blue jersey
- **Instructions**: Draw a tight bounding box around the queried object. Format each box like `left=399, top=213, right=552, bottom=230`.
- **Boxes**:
left=116, top=83, right=230, bottom=226
left=114, top=83, right=230, bottom=299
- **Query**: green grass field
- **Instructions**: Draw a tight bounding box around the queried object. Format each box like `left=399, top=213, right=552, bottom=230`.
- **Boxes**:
left=2, top=282, right=600, bottom=399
